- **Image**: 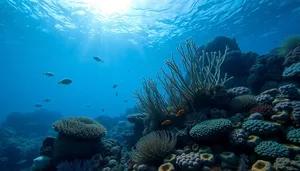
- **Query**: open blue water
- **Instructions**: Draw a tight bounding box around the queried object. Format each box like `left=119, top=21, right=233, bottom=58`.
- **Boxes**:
left=0, top=0, right=300, bottom=121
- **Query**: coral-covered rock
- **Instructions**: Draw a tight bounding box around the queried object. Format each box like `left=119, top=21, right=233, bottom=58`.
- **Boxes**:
left=189, top=119, right=232, bottom=141
left=229, top=129, right=248, bottom=146
left=175, top=152, right=201, bottom=170
left=283, top=62, right=300, bottom=79
left=230, top=95, right=257, bottom=112
left=278, top=84, right=300, bottom=100
left=227, top=87, right=252, bottom=98
left=242, top=120, right=280, bottom=136
left=287, top=129, right=300, bottom=144
left=283, top=46, right=300, bottom=67
left=255, top=141, right=289, bottom=159
left=256, top=94, right=274, bottom=105
left=249, top=104, right=274, bottom=117
left=273, top=157, right=300, bottom=171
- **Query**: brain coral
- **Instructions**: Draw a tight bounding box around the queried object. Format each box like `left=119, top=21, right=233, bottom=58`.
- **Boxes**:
left=230, top=94, right=257, bottom=112
left=53, top=117, right=107, bottom=139
left=189, top=118, right=232, bottom=141
left=242, top=120, right=280, bottom=135
left=255, top=141, right=289, bottom=159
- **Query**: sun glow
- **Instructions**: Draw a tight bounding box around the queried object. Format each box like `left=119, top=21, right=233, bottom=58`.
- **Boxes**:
left=82, top=0, right=132, bottom=14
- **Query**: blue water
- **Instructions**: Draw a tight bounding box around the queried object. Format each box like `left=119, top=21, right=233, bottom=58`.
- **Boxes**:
left=0, top=0, right=300, bottom=121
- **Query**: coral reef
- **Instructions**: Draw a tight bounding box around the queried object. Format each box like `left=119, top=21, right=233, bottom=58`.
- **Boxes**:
left=5, top=35, right=300, bottom=171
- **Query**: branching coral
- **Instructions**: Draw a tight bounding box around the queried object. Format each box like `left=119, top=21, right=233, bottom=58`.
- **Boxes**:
left=134, top=39, right=232, bottom=119
left=131, top=130, right=177, bottom=165
left=133, top=78, right=174, bottom=120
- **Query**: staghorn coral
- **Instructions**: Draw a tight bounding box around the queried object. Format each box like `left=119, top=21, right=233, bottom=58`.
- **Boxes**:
left=131, top=131, right=176, bottom=165
left=133, top=39, right=232, bottom=120
left=53, top=117, right=107, bottom=139
left=189, top=118, right=232, bottom=141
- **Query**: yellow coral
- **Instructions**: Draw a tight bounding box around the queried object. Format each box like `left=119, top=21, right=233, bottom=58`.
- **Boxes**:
left=158, top=162, right=175, bottom=171
left=247, top=135, right=262, bottom=147
left=251, top=160, right=272, bottom=171
left=163, top=154, right=176, bottom=164
left=200, top=153, right=215, bottom=166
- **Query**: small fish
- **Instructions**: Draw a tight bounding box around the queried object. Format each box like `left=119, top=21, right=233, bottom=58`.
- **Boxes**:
left=162, top=120, right=171, bottom=125
left=124, top=100, right=128, bottom=102
left=43, top=72, right=54, bottom=77
left=112, top=84, right=118, bottom=88
left=43, top=98, right=51, bottom=102
left=102, top=109, right=104, bottom=112
left=32, top=104, right=42, bottom=108
left=93, top=56, right=104, bottom=63
left=176, top=109, right=185, bottom=117
left=58, top=78, right=72, bottom=85
left=86, top=104, right=90, bottom=108
left=116, top=92, right=118, bottom=96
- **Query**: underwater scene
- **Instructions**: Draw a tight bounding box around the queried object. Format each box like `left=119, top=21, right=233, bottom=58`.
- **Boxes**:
left=1, top=0, right=300, bottom=171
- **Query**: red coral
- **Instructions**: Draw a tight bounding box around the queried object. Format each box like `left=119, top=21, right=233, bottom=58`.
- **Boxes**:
left=249, top=104, right=274, bottom=116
